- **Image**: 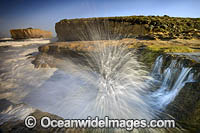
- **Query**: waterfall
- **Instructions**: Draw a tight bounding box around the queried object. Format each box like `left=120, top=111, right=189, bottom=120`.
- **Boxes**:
left=151, top=55, right=163, bottom=79
left=151, top=55, right=194, bottom=109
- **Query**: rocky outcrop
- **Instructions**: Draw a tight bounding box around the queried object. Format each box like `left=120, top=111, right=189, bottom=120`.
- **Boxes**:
left=33, top=39, right=200, bottom=69
left=55, top=16, right=200, bottom=41
left=10, top=28, right=52, bottom=39
left=38, top=39, right=200, bottom=54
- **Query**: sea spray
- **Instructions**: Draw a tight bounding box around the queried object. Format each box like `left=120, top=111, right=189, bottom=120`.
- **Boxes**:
left=85, top=42, right=157, bottom=120
left=24, top=42, right=158, bottom=121
left=23, top=42, right=189, bottom=132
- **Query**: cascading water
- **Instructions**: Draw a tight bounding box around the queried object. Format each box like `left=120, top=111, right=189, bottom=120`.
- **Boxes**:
left=150, top=55, right=194, bottom=110
left=151, top=55, right=163, bottom=77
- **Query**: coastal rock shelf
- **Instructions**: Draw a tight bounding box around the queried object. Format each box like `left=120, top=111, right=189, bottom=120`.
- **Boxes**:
left=55, top=16, right=200, bottom=41
left=10, top=28, right=52, bottom=39
left=36, top=39, right=200, bottom=68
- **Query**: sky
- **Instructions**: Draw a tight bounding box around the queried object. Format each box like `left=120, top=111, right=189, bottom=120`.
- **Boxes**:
left=0, top=0, right=200, bottom=37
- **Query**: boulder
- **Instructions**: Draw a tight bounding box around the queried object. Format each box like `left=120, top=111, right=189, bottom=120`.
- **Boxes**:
left=10, top=28, right=52, bottom=39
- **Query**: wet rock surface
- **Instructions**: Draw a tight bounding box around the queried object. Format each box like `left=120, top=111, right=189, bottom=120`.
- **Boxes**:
left=35, top=39, right=200, bottom=69
left=165, top=82, right=200, bottom=132
left=0, top=109, right=67, bottom=133
left=0, top=99, right=70, bottom=133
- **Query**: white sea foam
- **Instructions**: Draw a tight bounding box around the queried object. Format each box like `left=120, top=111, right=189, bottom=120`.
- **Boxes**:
left=0, top=39, right=56, bottom=103
left=0, top=38, right=51, bottom=47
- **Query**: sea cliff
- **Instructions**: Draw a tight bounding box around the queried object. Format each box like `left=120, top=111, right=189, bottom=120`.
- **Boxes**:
left=55, top=16, right=200, bottom=41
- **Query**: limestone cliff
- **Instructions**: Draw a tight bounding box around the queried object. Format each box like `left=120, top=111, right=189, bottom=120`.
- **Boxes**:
left=55, top=16, right=200, bottom=41
left=10, top=28, right=52, bottom=39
